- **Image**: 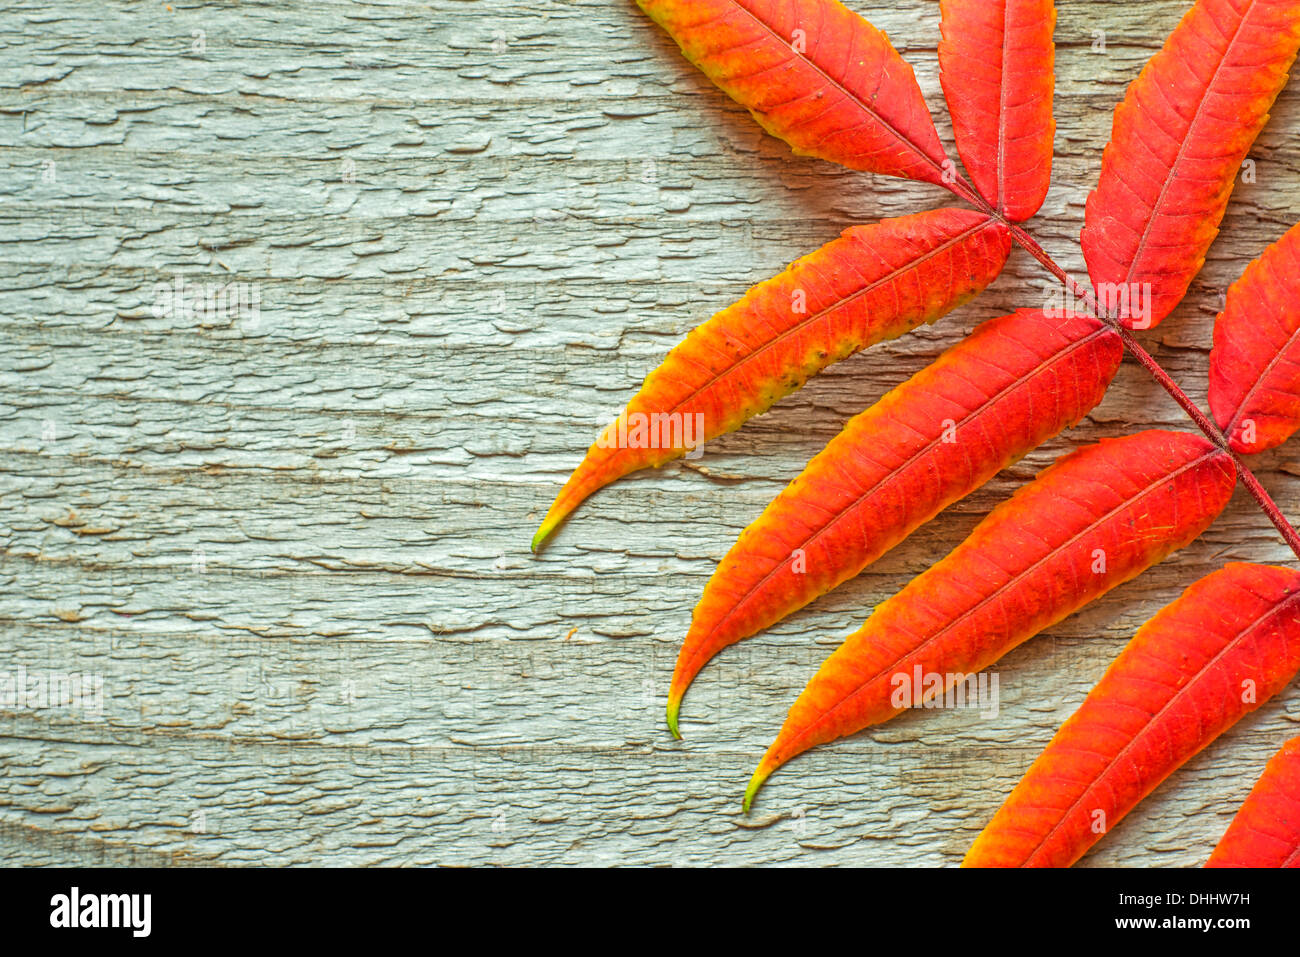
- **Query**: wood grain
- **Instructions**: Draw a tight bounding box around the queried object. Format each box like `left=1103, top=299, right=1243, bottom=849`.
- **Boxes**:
left=2, top=0, right=1299, bottom=866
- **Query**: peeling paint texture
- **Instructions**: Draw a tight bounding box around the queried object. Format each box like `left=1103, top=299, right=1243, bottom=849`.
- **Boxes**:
left=2, top=0, right=1299, bottom=866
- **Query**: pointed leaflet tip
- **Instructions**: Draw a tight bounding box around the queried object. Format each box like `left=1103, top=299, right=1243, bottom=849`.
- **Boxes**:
left=535, top=208, right=1011, bottom=544
left=754, top=430, right=1236, bottom=798
left=666, top=639, right=707, bottom=738
left=666, top=693, right=682, bottom=739
left=663, top=309, right=1119, bottom=712
left=530, top=519, right=552, bottom=554
left=742, top=758, right=775, bottom=814
left=529, top=440, right=637, bottom=554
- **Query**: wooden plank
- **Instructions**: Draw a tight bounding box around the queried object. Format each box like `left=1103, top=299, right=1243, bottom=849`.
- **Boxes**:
left=2, top=0, right=1299, bottom=866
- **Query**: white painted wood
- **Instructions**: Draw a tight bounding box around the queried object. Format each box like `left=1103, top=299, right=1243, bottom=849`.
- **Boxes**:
left=2, top=0, right=1299, bottom=866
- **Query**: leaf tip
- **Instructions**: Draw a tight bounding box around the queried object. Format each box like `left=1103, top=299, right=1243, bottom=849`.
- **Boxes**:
left=666, top=694, right=683, bottom=740
left=531, top=497, right=574, bottom=553
left=529, top=522, right=551, bottom=554
left=742, top=759, right=775, bottom=814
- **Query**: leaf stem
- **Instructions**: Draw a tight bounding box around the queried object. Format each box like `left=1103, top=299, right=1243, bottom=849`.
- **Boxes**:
left=1001, top=222, right=1300, bottom=562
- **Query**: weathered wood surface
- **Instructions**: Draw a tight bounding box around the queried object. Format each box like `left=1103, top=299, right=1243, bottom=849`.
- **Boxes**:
left=2, top=0, right=1300, bottom=867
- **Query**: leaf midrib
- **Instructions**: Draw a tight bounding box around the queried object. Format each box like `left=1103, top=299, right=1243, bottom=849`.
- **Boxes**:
left=660, top=216, right=998, bottom=418
left=1120, top=0, right=1255, bottom=289
left=727, top=0, right=948, bottom=181
left=689, top=322, right=1112, bottom=665
left=789, top=445, right=1226, bottom=752
left=996, top=0, right=1014, bottom=215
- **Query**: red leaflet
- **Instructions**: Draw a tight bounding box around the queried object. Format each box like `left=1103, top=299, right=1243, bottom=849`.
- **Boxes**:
left=1207, top=736, right=1300, bottom=868
left=531, top=208, right=1011, bottom=551
left=964, top=564, right=1300, bottom=868
left=635, top=0, right=949, bottom=184
left=1080, top=0, right=1300, bottom=330
left=1209, top=221, right=1300, bottom=454
left=744, top=430, right=1236, bottom=810
left=938, top=0, right=1055, bottom=222
left=667, top=309, right=1121, bottom=736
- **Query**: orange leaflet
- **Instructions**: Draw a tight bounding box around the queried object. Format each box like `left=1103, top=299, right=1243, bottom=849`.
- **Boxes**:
left=1209, top=220, right=1300, bottom=454
left=938, top=0, right=1055, bottom=222
left=667, top=309, right=1121, bottom=736
left=635, top=0, right=949, bottom=184
left=1207, top=736, right=1300, bottom=868
left=744, top=430, right=1237, bottom=810
left=1080, top=0, right=1300, bottom=330
left=965, top=564, right=1300, bottom=868
left=531, top=208, right=1010, bottom=551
